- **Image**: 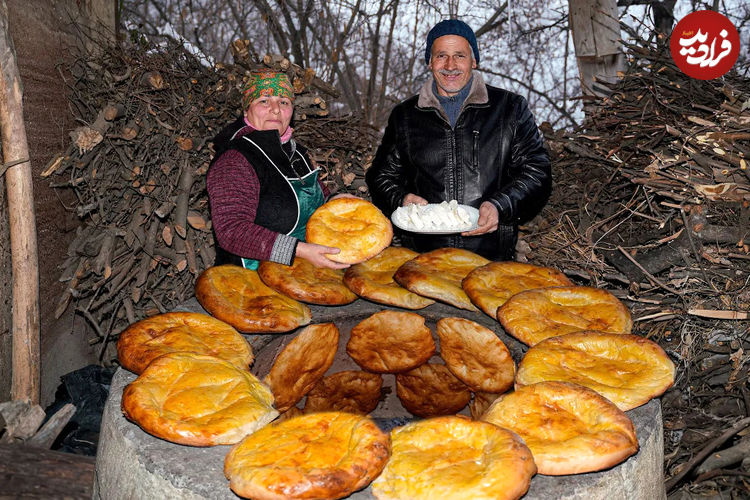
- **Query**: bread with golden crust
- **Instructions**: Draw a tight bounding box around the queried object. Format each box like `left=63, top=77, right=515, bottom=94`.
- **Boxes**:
left=224, top=411, right=390, bottom=500
left=116, top=312, right=253, bottom=375
left=304, top=370, right=383, bottom=414
left=371, top=415, right=536, bottom=500
left=482, top=381, right=638, bottom=475
left=497, top=286, right=632, bottom=346
left=121, top=352, right=277, bottom=446
left=305, top=198, right=393, bottom=264
left=343, top=246, right=435, bottom=309
left=516, top=331, right=675, bottom=410
left=346, top=310, right=435, bottom=373
left=277, top=406, right=303, bottom=421
left=394, top=248, right=489, bottom=310
left=463, top=261, right=573, bottom=317
left=265, top=323, right=339, bottom=412
left=258, top=258, right=357, bottom=305
left=396, top=363, right=471, bottom=417
left=195, top=265, right=311, bottom=333
left=436, top=317, right=515, bottom=394
left=470, top=392, right=501, bottom=420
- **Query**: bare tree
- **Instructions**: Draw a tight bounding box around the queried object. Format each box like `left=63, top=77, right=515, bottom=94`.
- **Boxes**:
left=617, top=0, right=676, bottom=34
left=123, top=0, right=650, bottom=129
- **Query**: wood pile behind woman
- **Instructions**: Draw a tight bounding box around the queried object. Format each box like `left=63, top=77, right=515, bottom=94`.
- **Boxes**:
left=45, top=38, right=377, bottom=360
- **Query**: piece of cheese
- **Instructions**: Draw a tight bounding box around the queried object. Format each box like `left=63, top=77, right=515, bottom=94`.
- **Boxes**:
left=394, top=200, right=472, bottom=232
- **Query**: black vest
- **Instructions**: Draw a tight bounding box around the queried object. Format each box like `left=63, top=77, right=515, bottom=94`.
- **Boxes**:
left=209, top=121, right=314, bottom=265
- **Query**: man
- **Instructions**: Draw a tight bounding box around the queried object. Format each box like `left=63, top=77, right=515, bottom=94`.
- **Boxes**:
left=366, top=19, right=551, bottom=260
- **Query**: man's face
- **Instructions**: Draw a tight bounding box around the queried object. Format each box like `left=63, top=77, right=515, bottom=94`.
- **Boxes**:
left=429, top=35, right=476, bottom=97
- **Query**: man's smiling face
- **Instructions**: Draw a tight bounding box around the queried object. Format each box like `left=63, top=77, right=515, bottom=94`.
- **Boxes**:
left=429, top=35, right=476, bottom=97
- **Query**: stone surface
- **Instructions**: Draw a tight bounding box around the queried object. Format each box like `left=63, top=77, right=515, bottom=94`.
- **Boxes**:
left=95, top=298, right=666, bottom=500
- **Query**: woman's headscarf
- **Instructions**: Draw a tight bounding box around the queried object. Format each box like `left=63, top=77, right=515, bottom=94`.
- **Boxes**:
left=242, top=70, right=295, bottom=110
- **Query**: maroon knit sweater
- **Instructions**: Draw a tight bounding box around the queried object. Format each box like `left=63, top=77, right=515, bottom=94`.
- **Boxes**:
left=207, top=126, right=329, bottom=263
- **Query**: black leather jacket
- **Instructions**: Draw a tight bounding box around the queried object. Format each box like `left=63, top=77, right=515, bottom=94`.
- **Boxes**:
left=366, top=72, right=551, bottom=260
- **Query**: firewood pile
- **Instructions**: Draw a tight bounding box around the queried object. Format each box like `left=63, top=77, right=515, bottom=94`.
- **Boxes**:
left=45, top=38, right=377, bottom=358
left=526, top=34, right=750, bottom=496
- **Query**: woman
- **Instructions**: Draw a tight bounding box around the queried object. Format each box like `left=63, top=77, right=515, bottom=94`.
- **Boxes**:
left=207, top=70, right=348, bottom=270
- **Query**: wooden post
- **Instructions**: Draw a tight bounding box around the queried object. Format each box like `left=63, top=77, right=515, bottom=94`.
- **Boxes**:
left=568, top=0, right=626, bottom=99
left=0, top=0, right=40, bottom=403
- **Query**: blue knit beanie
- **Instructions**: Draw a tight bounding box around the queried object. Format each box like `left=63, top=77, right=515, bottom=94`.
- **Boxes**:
left=425, top=19, right=480, bottom=65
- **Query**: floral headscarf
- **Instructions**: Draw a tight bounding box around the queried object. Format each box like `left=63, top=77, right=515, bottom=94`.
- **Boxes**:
left=242, top=70, right=294, bottom=110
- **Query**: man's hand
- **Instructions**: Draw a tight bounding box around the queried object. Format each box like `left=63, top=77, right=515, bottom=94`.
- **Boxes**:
left=402, top=193, right=428, bottom=206
left=462, top=201, right=499, bottom=236
left=295, top=242, right=350, bottom=269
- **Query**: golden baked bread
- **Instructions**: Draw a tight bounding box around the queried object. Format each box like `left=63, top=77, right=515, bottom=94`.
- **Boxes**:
left=258, top=258, right=357, bottom=305
left=343, top=246, right=435, bottom=309
left=224, top=411, right=390, bottom=500
left=469, top=392, right=501, bottom=420
left=346, top=310, right=435, bottom=373
left=195, top=265, right=311, bottom=333
left=265, top=323, right=339, bottom=412
left=436, top=317, right=515, bottom=394
left=304, top=370, right=383, bottom=415
left=116, top=312, right=253, bottom=375
left=396, top=363, right=471, bottom=417
left=305, top=198, right=393, bottom=264
left=462, top=261, right=572, bottom=317
left=516, top=331, right=676, bottom=410
left=497, top=286, right=632, bottom=346
left=394, top=248, right=489, bottom=310
left=371, top=415, right=536, bottom=500
left=482, top=381, right=638, bottom=475
left=121, top=352, right=277, bottom=446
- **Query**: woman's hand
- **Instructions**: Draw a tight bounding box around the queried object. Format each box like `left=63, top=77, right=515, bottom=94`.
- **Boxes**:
left=296, top=241, right=350, bottom=269
left=402, top=193, right=428, bottom=206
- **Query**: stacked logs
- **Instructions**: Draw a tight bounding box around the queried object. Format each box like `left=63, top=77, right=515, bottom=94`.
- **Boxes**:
left=531, top=35, right=749, bottom=320
left=46, top=39, right=377, bottom=356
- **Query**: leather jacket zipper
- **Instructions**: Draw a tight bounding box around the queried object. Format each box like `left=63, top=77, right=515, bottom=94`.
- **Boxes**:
left=471, top=130, right=479, bottom=172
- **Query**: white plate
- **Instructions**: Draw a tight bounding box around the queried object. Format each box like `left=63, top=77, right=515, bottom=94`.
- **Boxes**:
left=391, top=204, right=480, bottom=234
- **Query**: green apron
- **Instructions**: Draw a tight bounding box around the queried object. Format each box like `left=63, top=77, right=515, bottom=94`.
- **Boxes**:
left=241, top=169, right=324, bottom=270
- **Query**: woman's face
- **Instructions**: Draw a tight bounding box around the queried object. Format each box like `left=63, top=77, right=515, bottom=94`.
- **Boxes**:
left=244, top=95, right=293, bottom=135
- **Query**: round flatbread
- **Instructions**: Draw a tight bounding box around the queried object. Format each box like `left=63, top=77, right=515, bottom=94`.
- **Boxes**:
left=224, top=411, right=390, bottom=500
left=482, top=381, right=639, bottom=475
left=265, top=323, right=339, bottom=412
left=371, top=416, right=536, bottom=500
left=116, top=312, right=253, bottom=375
left=195, top=265, right=311, bottom=333
left=343, top=246, right=435, bottom=309
left=516, top=332, right=676, bottom=411
left=394, top=248, right=489, bottom=310
left=304, top=370, right=383, bottom=415
left=121, top=352, right=277, bottom=446
left=436, top=317, right=515, bottom=394
left=306, top=198, right=393, bottom=264
left=346, top=310, right=435, bottom=373
left=462, top=261, right=572, bottom=317
left=396, top=363, right=471, bottom=418
left=258, top=258, right=357, bottom=305
left=497, top=286, right=632, bottom=346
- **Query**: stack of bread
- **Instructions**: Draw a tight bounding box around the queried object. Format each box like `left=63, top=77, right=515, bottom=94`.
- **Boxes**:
left=113, top=199, right=675, bottom=499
